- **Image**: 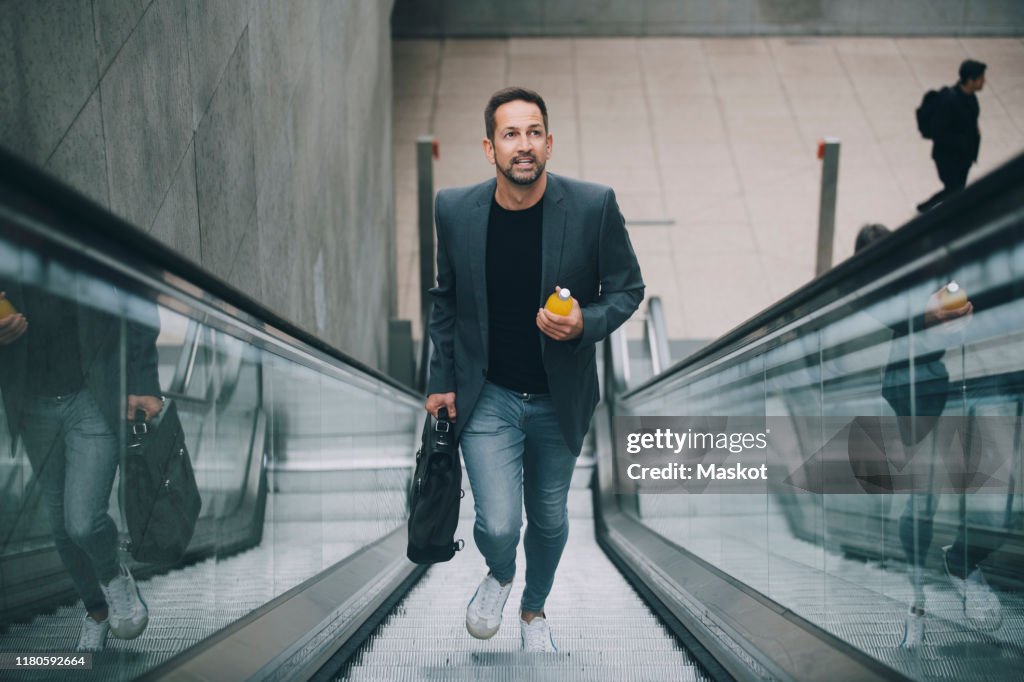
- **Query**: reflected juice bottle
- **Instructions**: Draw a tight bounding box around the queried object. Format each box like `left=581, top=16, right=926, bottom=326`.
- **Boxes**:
left=939, top=281, right=968, bottom=310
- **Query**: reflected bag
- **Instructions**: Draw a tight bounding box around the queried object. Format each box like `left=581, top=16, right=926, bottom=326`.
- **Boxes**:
left=407, top=408, right=464, bottom=564
left=124, top=400, right=201, bottom=563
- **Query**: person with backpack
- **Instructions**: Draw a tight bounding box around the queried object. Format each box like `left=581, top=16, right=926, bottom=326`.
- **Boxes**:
left=424, top=87, right=644, bottom=652
left=916, top=59, right=987, bottom=213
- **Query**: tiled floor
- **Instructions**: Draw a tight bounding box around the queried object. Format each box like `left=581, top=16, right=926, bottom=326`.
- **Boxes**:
left=392, top=37, right=1024, bottom=342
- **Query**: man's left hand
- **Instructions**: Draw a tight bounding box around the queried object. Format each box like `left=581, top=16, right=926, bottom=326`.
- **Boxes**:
left=536, top=294, right=584, bottom=341
left=127, top=395, right=163, bottom=421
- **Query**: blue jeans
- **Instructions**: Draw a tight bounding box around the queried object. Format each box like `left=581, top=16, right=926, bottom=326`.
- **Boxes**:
left=460, top=381, right=578, bottom=613
left=21, top=390, right=121, bottom=612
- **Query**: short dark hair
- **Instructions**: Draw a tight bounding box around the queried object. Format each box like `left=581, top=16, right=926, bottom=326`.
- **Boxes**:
left=959, top=59, right=987, bottom=85
left=484, top=87, right=548, bottom=141
left=854, top=223, right=891, bottom=253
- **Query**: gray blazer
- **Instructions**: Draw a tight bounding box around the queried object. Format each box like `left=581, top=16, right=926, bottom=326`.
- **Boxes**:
left=427, top=173, right=644, bottom=455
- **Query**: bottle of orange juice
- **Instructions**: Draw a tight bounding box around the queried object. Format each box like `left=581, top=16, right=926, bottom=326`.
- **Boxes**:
left=545, top=288, right=572, bottom=316
left=0, top=295, right=16, bottom=320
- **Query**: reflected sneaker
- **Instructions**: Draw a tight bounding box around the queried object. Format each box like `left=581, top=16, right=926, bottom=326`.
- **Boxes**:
left=466, top=573, right=512, bottom=639
left=77, top=615, right=109, bottom=652
left=898, top=606, right=925, bottom=649
left=101, top=564, right=149, bottom=639
left=942, top=545, right=1003, bottom=631
left=521, top=614, right=557, bottom=652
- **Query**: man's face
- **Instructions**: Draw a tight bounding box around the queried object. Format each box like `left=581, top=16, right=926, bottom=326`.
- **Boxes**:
left=966, top=74, right=986, bottom=93
left=483, top=100, right=552, bottom=187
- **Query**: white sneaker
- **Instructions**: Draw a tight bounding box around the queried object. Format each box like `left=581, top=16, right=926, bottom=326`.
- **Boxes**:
left=898, top=606, right=925, bottom=649
left=101, top=564, right=149, bottom=639
left=77, top=615, right=109, bottom=652
left=520, top=614, right=557, bottom=652
left=465, top=573, right=512, bottom=639
left=942, top=545, right=1003, bottom=631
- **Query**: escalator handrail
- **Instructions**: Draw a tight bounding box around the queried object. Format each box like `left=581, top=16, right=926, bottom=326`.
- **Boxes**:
left=645, top=296, right=670, bottom=375
left=620, top=151, right=1024, bottom=401
left=0, top=145, right=422, bottom=402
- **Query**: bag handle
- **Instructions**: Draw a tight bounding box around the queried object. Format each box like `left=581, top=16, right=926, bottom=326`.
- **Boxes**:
left=436, top=408, right=453, bottom=445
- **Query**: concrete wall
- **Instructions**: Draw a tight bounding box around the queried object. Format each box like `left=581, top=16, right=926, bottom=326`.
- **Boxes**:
left=0, top=0, right=395, bottom=371
left=392, top=0, right=1024, bottom=37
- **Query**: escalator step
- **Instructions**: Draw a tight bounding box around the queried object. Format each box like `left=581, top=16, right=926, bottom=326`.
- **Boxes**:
left=342, top=664, right=708, bottom=682
left=333, top=489, right=712, bottom=681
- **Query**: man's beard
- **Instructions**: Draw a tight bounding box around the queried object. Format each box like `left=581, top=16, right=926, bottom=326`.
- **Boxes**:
left=500, top=154, right=546, bottom=186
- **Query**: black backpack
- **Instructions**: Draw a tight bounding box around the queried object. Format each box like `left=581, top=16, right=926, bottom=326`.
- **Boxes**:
left=407, top=408, right=464, bottom=564
left=916, top=87, right=947, bottom=140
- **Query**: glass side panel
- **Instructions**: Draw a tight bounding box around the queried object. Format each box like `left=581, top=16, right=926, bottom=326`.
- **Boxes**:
left=616, top=212, right=1024, bottom=679
left=0, top=210, right=421, bottom=678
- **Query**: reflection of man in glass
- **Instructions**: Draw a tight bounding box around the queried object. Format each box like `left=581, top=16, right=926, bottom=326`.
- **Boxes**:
left=889, top=292, right=1008, bottom=648
left=856, top=225, right=1006, bottom=648
left=0, top=275, right=161, bottom=652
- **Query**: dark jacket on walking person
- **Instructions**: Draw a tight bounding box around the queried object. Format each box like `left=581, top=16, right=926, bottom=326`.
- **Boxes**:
left=917, top=59, right=986, bottom=213
left=931, top=85, right=980, bottom=169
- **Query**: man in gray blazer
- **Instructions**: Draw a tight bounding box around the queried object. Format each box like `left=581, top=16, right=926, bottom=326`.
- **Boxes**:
left=425, top=87, right=644, bottom=652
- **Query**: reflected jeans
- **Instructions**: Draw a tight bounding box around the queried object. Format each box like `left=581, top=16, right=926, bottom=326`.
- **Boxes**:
left=897, top=406, right=1012, bottom=605
left=21, top=390, right=121, bottom=612
left=460, top=381, right=577, bottom=613
left=900, top=493, right=1007, bottom=580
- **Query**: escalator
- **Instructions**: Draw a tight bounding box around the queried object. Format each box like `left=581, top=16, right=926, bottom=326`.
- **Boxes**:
left=332, top=470, right=713, bottom=682
left=0, top=147, right=722, bottom=682
left=0, top=143, right=1022, bottom=681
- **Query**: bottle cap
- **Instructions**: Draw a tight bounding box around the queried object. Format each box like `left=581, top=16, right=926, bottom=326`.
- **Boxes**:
left=558, top=288, right=571, bottom=300
left=946, top=281, right=960, bottom=293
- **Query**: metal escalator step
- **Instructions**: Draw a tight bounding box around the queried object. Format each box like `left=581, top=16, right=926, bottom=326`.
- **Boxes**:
left=342, top=664, right=708, bottom=682
left=335, top=489, right=711, bottom=681
left=371, top=617, right=667, bottom=628
left=1, top=635, right=79, bottom=651
left=876, top=654, right=1024, bottom=682
left=356, top=636, right=686, bottom=653
left=349, top=651, right=699, bottom=667
left=270, top=490, right=408, bottom=521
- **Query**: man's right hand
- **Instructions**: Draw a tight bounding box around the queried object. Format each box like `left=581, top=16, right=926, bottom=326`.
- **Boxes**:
left=0, top=311, right=27, bottom=345
left=425, top=392, right=457, bottom=421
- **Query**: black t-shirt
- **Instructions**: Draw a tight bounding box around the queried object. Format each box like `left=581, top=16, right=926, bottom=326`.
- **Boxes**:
left=485, top=197, right=549, bottom=394
left=23, top=287, right=84, bottom=397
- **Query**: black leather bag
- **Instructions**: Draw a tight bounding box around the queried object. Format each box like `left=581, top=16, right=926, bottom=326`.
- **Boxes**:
left=124, top=400, right=201, bottom=563
left=407, top=408, right=464, bottom=564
